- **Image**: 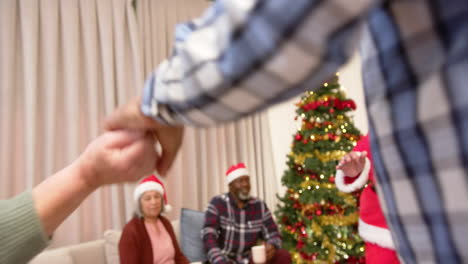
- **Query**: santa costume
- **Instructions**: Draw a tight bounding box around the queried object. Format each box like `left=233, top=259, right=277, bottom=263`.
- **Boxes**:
left=335, top=134, right=399, bottom=264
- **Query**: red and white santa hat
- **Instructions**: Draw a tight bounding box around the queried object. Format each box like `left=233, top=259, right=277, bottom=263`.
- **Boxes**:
left=225, top=162, right=249, bottom=185
left=134, top=175, right=172, bottom=215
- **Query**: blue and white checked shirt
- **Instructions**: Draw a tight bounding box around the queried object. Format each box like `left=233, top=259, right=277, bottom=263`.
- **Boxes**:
left=141, top=0, right=468, bottom=263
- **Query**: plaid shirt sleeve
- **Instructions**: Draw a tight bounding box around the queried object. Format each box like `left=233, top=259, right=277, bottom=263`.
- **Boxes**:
left=260, top=201, right=282, bottom=249
left=141, top=0, right=379, bottom=126
left=202, top=198, right=230, bottom=264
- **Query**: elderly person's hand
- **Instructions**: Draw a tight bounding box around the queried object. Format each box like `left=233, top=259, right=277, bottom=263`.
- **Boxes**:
left=78, top=130, right=158, bottom=188
left=104, top=96, right=184, bottom=176
left=33, top=130, right=158, bottom=237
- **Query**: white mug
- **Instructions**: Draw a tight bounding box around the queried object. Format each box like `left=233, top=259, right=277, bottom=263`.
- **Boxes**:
left=251, top=244, right=266, bottom=263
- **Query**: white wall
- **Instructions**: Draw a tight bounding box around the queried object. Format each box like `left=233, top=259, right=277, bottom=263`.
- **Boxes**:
left=267, top=54, right=368, bottom=195
left=339, top=54, right=368, bottom=134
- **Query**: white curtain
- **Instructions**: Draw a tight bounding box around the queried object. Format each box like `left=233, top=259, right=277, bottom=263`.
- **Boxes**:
left=0, top=0, right=278, bottom=248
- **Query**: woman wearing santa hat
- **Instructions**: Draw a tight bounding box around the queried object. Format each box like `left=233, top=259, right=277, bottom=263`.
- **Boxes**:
left=335, top=134, right=400, bottom=264
left=119, top=175, right=189, bottom=264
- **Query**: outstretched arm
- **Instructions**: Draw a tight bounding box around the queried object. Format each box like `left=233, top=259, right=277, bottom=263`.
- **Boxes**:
left=105, top=0, right=379, bottom=176
left=0, top=130, right=157, bottom=264
left=33, top=130, right=157, bottom=236
left=138, top=0, right=379, bottom=126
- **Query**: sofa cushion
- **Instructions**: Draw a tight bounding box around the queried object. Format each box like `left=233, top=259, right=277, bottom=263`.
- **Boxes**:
left=29, top=249, right=74, bottom=264
left=104, top=230, right=122, bottom=264
left=68, top=239, right=106, bottom=263
left=171, top=219, right=180, bottom=242
left=29, top=240, right=105, bottom=264
left=180, top=208, right=207, bottom=263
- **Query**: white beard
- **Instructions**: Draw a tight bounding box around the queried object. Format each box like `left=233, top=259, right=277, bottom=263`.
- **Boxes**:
left=238, top=192, right=250, bottom=201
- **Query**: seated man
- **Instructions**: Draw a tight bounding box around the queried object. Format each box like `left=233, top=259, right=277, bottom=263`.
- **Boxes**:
left=202, top=163, right=291, bottom=264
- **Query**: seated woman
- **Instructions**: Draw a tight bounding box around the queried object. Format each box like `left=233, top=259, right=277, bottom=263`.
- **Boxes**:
left=119, top=175, right=189, bottom=264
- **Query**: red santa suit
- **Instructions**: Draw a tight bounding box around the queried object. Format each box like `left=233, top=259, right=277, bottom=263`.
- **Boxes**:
left=335, top=134, right=399, bottom=264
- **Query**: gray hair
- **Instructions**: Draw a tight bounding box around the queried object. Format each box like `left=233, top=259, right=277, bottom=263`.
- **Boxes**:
left=135, top=194, right=165, bottom=218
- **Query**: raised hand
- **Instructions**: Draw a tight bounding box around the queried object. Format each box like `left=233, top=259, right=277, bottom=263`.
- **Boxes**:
left=336, top=151, right=367, bottom=177
left=78, top=130, right=158, bottom=188
left=105, top=96, right=184, bottom=176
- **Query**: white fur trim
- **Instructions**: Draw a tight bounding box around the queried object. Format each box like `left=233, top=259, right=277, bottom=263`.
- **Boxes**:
left=226, top=168, right=249, bottom=184
left=133, top=182, right=164, bottom=202
left=359, top=218, right=395, bottom=249
left=335, top=157, right=370, bottom=193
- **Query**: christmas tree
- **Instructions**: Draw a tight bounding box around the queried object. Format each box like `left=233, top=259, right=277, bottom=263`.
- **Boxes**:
left=275, top=74, right=365, bottom=263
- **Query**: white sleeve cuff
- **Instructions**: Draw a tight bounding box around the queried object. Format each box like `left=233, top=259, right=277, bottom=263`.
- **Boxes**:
left=335, top=157, right=371, bottom=193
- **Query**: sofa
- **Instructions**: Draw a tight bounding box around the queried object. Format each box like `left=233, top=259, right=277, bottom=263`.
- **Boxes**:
left=29, top=229, right=129, bottom=264
left=29, top=209, right=207, bottom=264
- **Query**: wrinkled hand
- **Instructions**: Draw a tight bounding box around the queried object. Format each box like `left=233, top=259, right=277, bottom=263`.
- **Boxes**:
left=78, top=130, right=158, bottom=188
left=265, top=243, right=276, bottom=262
left=105, top=96, right=184, bottom=176
left=336, top=151, right=367, bottom=177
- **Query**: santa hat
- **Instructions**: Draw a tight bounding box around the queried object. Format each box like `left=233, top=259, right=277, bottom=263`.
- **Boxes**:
left=134, top=175, right=172, bottom=215
left=225, top=163, right=249, bottom=185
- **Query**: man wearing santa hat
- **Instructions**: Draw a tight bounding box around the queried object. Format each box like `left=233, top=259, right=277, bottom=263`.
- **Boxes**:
left=335, top=134, right=399, bottom=263
left=202, top=163, right=291, bottom=264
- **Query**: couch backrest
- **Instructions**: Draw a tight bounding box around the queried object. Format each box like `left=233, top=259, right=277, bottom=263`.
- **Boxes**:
left=29, top=219, right=182, bottom=264
left=172, top=219, right=180, bottom=242
left=29, top=239, right=106, bottom=264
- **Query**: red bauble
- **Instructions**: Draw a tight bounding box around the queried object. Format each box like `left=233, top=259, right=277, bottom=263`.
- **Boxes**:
left=296, top=239, right=305, bottom=249
left=316, top=210, right=322, bottom=216
left=329, top=108, right=335, bottom=113
left=300, top=227, right=307, bottom=237
left=302, top=139, right=308, bottom=144
left=293, top=201, right=302, bottom=209
left=329, top=176, right=335, bottom=183
left=295, top=134, right=302, bottom=141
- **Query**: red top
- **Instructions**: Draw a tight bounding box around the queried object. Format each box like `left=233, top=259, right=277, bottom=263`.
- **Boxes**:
left=119, top=215, right=189, bottom=264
